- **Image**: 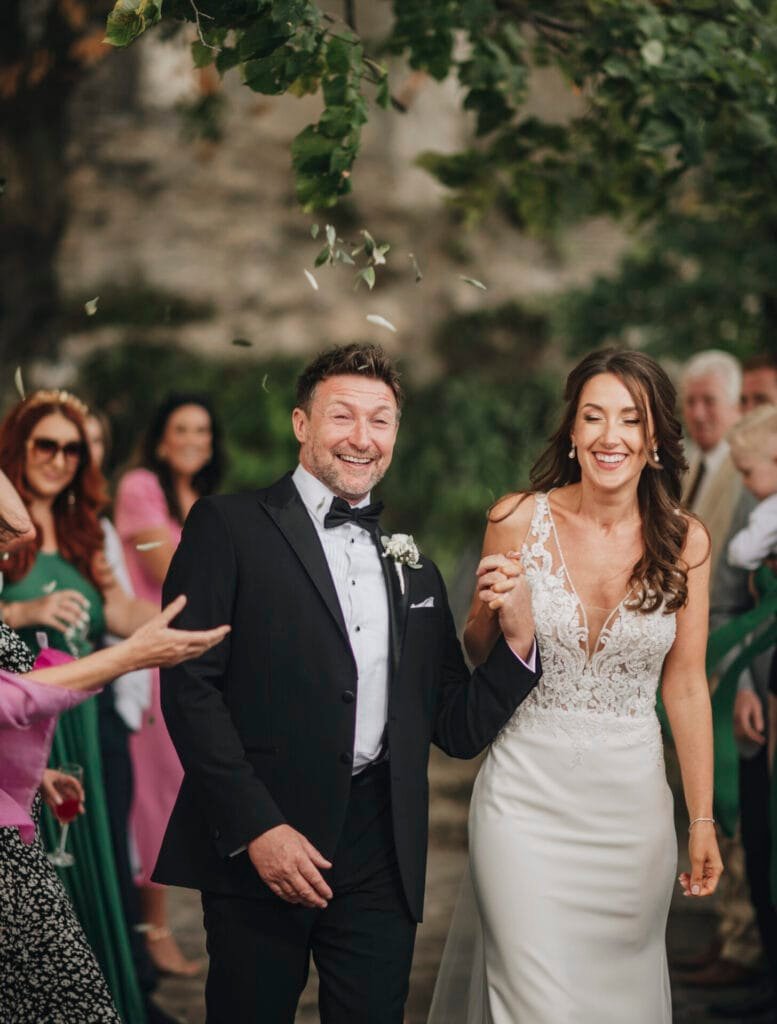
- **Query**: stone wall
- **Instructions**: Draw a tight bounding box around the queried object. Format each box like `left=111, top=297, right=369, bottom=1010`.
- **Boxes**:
left=50, top=16, right=627, bottom=384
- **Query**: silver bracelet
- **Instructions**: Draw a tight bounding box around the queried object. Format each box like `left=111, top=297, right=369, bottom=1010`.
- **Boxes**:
left=688, top=817, right=716, bottom=832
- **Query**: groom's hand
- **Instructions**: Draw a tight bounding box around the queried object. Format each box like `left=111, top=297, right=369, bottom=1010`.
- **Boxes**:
left=248, top=825, right=333, bottom=908
left=477, top=553, right=535, bottom=661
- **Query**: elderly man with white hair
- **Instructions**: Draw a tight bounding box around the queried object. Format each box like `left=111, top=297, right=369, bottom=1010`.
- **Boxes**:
left=677, top=349, right=770, bottom=1003
left=681, top=349, right=743, bottom=573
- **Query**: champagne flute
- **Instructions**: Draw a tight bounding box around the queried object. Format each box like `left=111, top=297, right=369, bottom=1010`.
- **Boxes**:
left=47, top=763, right=83, bottom=868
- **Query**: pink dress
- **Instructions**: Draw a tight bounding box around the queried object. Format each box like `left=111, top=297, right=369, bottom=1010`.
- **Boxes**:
left=115, top=468, right=183, bottom=887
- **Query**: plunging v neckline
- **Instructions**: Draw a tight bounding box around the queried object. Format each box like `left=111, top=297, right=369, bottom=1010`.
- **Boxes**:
left=544, top=493, right=630, bottom=662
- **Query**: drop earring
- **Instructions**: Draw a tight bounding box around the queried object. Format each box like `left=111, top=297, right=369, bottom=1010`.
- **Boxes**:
left=568, top=443, right=576, bottom=460
left=67, top=489, right=76, bottom=509
left=652, top=448, right=660, bottom=463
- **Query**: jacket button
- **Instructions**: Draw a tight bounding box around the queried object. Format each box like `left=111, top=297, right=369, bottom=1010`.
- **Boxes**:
left=340, top=752, right=353, bottom=765
left=342, top=690, right=355, bottom=704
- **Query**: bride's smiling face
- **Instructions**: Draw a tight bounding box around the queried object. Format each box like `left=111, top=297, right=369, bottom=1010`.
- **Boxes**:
left=571, top=373, right=656, bottom=491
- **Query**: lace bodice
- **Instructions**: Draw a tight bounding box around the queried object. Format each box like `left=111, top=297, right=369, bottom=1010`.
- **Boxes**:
left=517, top=492, right=676, bottom=723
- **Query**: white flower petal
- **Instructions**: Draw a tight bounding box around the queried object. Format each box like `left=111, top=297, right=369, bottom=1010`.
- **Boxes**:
left=366, top=314, right=397, bottom=333
left=84, top=296, right=100, bottom=316
left=136, top=541, right=163, bottom=551
left=14, top=366, right=25, bottom=400
left=304, top=269, right=319, bottom=291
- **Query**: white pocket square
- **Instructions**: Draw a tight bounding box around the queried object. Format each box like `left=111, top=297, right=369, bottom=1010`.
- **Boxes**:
left=410, top=597, right=435, bottom=609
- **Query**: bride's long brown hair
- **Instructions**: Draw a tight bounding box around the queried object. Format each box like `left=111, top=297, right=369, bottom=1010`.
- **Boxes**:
left=495, top=349, right=692, bottom=613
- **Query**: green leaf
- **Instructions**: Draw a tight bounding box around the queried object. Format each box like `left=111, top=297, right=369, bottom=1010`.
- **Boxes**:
left=310, top=223, right=319, bottom=239
left=355, top=266, right=376, bottom=290
left=216, top=47, right=240, bottom=75
left=231, top=337, right=253, bottom=347
left=104, top=0, right=162, bottom=47
left=192, top=40, right=215, bottom=69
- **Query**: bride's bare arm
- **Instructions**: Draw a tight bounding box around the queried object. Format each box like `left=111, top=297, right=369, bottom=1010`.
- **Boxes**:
left=464, top=494, right=534, bottom=666
left=25, top=596, right=230, bottom=692
left=661, top=517, right=722, bottom=897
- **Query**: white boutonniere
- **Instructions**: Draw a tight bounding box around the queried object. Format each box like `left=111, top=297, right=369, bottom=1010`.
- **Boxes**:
left=381, top=533, right=422, bottom=595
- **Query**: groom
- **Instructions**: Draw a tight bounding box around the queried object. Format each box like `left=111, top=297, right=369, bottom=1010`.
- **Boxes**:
left=153, top=343, right=540, bottom=1023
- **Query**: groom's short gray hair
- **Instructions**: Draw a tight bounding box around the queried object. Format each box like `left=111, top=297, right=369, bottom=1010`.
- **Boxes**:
left=295, top=343, right=403, bottom=415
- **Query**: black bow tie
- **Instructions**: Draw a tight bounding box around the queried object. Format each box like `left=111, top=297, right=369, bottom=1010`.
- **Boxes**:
left=324, top=496, right=384, bottom=532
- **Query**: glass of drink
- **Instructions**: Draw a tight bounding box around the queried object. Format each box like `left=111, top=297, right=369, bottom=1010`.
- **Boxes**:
left=47, top=763, right=83, bottom=868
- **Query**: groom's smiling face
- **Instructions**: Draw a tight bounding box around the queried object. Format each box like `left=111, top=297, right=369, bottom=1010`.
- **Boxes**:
left=292, top=374, right=400, bottom=503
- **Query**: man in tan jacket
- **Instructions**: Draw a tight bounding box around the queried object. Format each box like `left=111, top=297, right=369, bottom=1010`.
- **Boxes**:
left=677, top=349, right=765, bottom=993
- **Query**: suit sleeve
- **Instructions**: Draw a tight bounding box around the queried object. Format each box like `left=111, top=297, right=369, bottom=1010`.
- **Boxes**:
left=161, top=498, right=286, bottom=857
left=431, top=565, right=541, bottom=758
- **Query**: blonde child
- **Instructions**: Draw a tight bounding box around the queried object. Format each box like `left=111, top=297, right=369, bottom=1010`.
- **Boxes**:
left=728, top=405, right=777, bottom=774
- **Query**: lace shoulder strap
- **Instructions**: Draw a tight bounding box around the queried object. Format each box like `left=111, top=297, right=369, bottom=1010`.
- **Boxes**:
left=520, top=491, right=553, bottom=572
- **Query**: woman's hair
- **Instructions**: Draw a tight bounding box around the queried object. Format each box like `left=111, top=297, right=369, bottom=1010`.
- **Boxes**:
left=140, top=393, right=224, bottom=524
left=495, top=348, right=693, bottom=613
left=0, top=391, right=109, bottom=588
left=729, top=403, right=777, bottom=453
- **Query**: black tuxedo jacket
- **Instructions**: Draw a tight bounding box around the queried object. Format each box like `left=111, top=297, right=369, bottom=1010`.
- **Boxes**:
left=153, top=473, right=540, bottom=921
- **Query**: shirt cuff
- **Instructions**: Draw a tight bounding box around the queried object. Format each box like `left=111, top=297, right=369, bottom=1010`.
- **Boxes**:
left=506, top=638, right=537, bottom=673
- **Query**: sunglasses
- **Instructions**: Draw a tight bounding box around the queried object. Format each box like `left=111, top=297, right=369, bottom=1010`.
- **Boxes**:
left=28, top=437, right=86, bottom=464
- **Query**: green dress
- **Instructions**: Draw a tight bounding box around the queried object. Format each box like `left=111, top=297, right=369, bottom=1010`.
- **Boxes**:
left=2, top=551, right=146, bottom=1024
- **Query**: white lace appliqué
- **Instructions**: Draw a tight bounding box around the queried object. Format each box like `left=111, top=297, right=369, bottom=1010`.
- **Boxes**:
left=495, top=493, right=676, bottom=766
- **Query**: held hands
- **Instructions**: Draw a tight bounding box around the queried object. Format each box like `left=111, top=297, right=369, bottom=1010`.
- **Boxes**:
left=476, top=553, right=536, bottom=659
left=41, top=768, right=85, bottom=817
left=125, top=595, right=231, bottom=669
left=678, top=822, right=724, bottom=898
left=248, top=825, right=333, bottom=909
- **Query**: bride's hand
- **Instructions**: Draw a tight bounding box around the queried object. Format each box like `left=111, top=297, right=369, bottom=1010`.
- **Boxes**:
left=476, top=554, right=522, bottom=613
left=678, top=823, right=723, bottom=897
left=476, top=553, right=535, bottom=658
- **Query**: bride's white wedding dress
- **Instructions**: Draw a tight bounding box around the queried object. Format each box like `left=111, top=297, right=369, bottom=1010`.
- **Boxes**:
left=429, top=493, right=678, bottom=1024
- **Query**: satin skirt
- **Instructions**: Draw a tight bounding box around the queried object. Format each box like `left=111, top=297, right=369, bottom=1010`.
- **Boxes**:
left=430, top=710, right=676, bottom=1024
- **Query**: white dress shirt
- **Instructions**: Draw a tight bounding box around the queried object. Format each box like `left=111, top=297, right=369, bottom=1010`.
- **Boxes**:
left=728, top=492, right=777, bottom=571
left=293, top=464, right=390, bottom=772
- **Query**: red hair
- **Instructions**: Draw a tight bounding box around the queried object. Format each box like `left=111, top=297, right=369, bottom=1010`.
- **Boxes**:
left=0, top=392, right=109, bottom=590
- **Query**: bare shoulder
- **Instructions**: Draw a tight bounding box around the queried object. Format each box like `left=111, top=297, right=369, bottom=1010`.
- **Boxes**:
left=482, top=492, right=536, bottom=555
left=680, top=513, right=711, bottom=569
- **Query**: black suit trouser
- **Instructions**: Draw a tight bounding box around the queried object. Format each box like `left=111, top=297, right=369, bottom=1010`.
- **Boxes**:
left=739, top=746, right=777, bottom=972
left=201, top=762, right=417, bottom=1024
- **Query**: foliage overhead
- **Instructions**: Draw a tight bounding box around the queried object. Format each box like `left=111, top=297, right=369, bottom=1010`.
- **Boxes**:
left=104, top=0, right=777, bottom=232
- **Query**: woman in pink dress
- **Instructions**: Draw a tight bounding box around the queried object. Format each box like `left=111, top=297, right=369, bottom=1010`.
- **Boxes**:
left=115, top=393, right=224, bottom=977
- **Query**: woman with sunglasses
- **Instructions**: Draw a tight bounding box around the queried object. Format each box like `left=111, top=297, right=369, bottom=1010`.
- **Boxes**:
left=0, top=390, right=171, bottom=1020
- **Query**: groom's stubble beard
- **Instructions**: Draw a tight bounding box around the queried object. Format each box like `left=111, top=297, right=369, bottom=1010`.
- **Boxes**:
left=307, top=442, right=392, bottom=503
left=315, top=454, right=389, bottom=505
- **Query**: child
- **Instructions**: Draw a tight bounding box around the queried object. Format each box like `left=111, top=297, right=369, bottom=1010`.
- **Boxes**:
left=727, top=405, right=777, bottom=572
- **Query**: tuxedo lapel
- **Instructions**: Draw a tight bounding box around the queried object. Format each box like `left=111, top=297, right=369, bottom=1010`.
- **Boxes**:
left=259, top=477, right=349, bottom=644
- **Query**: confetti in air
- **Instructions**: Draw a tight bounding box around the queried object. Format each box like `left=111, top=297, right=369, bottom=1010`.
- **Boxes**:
left=14, top=367, right=25, bottom=400
left=459, top=276, right=487, bottom=291
left=366, top=314, right=397, bottom=333
left=136, top=541, right=164, bottom=551
left=304, top=269, right=319, bottom=291
left=84, top=297, right=100, bottom=316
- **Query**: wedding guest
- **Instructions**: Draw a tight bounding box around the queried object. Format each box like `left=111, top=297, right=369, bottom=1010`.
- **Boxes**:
left=728, top=406, right=777, bottom=571
left=0, top=390, right=161, bottom=1019
left=740, top=352, right=777, bottom=415
left=115, top=392, right=224, bottom=976
left=0, top=458, right=230, bottom=1023
left=676, top=351, right=764, bottom=988
left=86, top=410, right=178, bottom=1022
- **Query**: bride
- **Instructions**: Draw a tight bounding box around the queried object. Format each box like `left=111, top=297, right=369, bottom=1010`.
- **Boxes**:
left=429, top=348, right=723, bottom=1024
